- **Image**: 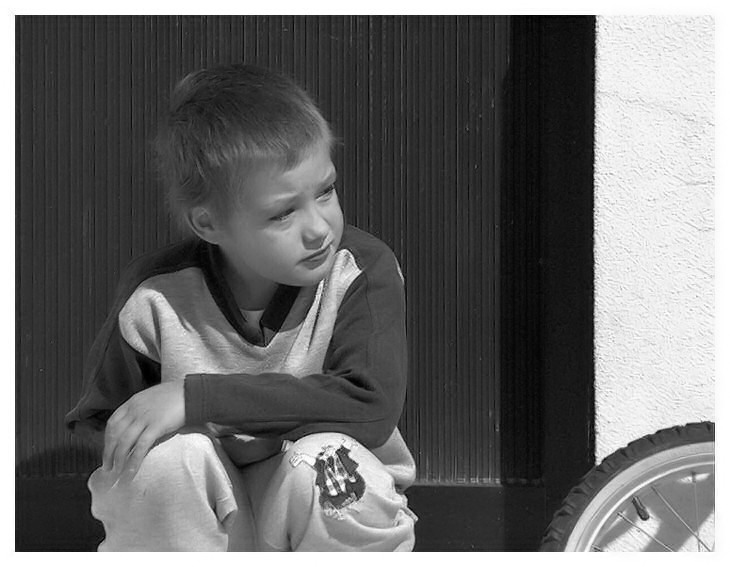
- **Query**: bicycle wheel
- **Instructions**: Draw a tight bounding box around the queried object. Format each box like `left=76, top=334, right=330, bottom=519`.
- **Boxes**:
left=540, top=421, right=714, bottom=552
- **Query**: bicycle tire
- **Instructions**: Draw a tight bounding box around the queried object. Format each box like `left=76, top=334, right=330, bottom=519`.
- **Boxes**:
left=540, top=421, right=714, bottom=552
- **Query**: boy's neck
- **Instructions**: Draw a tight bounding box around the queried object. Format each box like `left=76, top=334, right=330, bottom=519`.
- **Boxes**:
left=222, top=262, right=278, bottom=311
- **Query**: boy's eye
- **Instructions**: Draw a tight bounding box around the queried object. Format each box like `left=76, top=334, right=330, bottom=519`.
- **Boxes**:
left=269, top=184, right=335, bottom=222
left=318, top=183, right=336, bottom=199
left=270, top=208, right=295, bottom=222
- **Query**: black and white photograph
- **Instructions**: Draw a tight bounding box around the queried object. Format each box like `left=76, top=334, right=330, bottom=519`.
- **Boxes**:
left=14, top=10, right=717, bottom=553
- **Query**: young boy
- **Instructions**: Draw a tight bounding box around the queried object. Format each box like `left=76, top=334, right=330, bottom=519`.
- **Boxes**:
left=64, top=64, right=417, bottom=551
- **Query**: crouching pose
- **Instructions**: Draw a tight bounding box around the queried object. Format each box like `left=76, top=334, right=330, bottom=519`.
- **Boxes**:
left=65, top=64, right=417, bottom=551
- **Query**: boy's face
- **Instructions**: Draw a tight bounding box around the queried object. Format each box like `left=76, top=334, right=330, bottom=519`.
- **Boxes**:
left=212, top=141, right=344, bottom=302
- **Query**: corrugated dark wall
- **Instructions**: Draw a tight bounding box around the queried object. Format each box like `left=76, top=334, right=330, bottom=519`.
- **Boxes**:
left=17, top=15, right=517, bottom=483
left=499, top=18, right=543, bottom=484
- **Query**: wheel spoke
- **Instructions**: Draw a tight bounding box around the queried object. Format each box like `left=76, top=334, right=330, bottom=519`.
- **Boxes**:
left=617, top=512, right=675, bottom=551
left=651, top=485, right=712, bottom=552
left=692, top=472, right=701, bottom=552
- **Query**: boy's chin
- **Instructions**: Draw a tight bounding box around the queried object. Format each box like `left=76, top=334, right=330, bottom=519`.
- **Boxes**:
left=284, top=264, right=332, bottom=288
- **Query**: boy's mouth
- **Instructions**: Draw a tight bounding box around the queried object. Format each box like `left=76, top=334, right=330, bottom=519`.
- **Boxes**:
left=301, top=244, right=331, bottom=266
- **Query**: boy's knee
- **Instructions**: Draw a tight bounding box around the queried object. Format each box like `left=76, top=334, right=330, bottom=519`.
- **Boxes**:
left=284, top=433, right=380, bottom=487
left=281, top=432, right=402, bottom=518
left=88, top=431, right=246, bottom=550
left=138, top=431, right=218, bottom=480
left=90, top=431, right=235, bottom=521
left=260, top=432, right=415, bottom=550
left=91, top=431, right=222, bottom=497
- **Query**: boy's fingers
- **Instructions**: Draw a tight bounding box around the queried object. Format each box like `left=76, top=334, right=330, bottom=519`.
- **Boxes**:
left=110, top=420, right=147, bottom=475
left=122, top=429, right=159, bottom=482
left=102, top=408, right=131, bottom=470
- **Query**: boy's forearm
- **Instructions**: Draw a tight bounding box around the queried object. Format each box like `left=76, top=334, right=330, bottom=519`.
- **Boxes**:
left=183, top=367, right=404, bottom=449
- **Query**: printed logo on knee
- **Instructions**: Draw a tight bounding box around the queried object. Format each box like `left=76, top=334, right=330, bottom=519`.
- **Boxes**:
left=290, top=440, right=366, bottom=518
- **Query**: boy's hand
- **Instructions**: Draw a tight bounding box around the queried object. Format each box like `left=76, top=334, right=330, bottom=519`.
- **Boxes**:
left=102, top=381, right=185, bottom=482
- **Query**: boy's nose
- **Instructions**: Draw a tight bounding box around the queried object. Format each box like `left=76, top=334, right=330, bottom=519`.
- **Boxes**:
left=302, top=209, right=329, bottom=247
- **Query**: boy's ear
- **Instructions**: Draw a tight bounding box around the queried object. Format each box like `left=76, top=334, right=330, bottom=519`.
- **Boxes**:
left=187, top=206, right=222, bottom=244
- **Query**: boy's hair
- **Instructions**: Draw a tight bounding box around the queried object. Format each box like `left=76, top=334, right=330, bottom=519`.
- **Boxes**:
left=154, top=64, right=332, bottom=233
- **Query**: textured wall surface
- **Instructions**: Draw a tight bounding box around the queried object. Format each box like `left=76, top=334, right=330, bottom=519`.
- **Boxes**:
left=594, top=16, right=714, bottom=460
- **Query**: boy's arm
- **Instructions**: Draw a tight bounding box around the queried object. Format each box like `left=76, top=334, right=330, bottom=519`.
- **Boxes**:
left=64, top=316, right=163, bottom=448
left=185, top=246, right=407, bottom=449
left=66, top=241, right=201, bottom=452
left=65, top=254, right=169, bottom=452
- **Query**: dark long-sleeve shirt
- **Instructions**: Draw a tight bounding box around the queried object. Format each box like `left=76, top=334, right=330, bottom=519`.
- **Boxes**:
left=65, top=225, right=414, bottom=480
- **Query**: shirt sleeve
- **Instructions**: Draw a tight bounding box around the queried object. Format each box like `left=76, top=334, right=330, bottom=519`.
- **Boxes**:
left=184, top=246, right=408, bottom=449
left=64, top=267, right=163, bottom=448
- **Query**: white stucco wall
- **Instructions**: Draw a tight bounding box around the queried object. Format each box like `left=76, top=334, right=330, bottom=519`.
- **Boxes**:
left=594, top=16, right=715, bottom=461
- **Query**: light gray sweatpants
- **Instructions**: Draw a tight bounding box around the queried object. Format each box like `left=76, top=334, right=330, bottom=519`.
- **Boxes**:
left=87, top=431, right=417, bottom=551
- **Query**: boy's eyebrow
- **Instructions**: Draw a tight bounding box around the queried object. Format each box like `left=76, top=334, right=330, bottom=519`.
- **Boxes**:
left=265, top=193, right=299, bottom=210
left=265, top=170, right=338, bottom=208
left=314, top=167, right=337, bottom=188
left=323, top=168, right=337, bottom=184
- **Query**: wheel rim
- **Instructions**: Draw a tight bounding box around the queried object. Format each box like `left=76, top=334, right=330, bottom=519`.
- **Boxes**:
left=564, top=442, right=714, bottom=552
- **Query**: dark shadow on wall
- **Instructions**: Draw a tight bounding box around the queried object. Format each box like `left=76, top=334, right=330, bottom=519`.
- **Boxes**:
left=16, top=448, right=104, bottom=551
left=409, top=485, right=547, bottom=551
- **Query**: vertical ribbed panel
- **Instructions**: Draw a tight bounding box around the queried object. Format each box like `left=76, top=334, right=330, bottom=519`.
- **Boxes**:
left=499, top=19, right=544, bottom=484
left=17, top=16, right=512, bottom=483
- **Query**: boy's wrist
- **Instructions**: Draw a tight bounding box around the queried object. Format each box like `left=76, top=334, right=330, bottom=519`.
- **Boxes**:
left=183, top=375, right=206, bottom=425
